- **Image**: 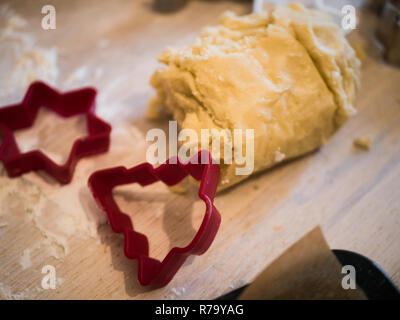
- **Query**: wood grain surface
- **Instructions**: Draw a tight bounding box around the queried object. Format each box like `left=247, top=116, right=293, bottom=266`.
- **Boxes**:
left=0, top=0, right=399, bottom=299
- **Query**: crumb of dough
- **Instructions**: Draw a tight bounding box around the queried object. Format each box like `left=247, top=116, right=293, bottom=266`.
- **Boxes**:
left=148, top=3, right=361, bottom=190
left=353, top=42, right=367, bottom=63
left=273, top=225, right=283, bottom=231
left=168, top=181, right=188, bottom=194
left=275, top=148, right=286, bottom=162
left=354, top=135, right=372, bottom=150
left=221, top=179, right=230, bottom=185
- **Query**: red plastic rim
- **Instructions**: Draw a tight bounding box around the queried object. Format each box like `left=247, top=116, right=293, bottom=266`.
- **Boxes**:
left=88, top=150, right=221, bottom=287
left=0, top=81, right=112, bottom=184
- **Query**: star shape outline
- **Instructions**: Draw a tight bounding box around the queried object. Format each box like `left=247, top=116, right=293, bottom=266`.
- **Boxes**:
left=0, top=81, right=112, bottom=184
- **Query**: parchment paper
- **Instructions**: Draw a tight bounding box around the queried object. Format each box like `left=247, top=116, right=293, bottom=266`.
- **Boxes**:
left=239, top=226, right=367, bottom=300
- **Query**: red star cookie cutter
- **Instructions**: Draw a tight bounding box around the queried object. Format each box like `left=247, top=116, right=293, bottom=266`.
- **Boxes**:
left=88, top=150, right=221, bottom=287
left=0, top=81, right=112, bottom=184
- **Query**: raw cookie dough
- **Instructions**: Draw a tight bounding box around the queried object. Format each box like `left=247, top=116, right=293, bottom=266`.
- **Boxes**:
left=354, top=135, right=372, bottom=150
left=149, top=3, right=361, bottom=189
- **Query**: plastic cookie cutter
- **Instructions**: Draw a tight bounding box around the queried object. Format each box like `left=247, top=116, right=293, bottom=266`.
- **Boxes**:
left=0, top=81, right=112, bottom=184
left=88, top=150, right=221, bottom=287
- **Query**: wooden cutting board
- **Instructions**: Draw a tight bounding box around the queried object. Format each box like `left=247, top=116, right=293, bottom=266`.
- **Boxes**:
left=0, top=0, right=399, bottom=299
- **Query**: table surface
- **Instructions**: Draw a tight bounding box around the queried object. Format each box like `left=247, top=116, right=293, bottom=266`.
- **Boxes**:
left=0, top=0, right=399, bottom=299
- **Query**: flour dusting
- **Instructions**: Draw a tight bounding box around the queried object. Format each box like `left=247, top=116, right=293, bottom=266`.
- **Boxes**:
left=0, top=5, right=58, bottom=103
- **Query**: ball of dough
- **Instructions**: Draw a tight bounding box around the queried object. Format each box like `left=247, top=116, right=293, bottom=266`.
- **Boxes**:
left=149, top=3, right=361, bottom=189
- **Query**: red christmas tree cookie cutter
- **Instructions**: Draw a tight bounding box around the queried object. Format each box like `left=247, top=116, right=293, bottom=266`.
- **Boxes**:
left=0, top=81, right=112, bottom=184
left=88, top=150, right=221, bottom=287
